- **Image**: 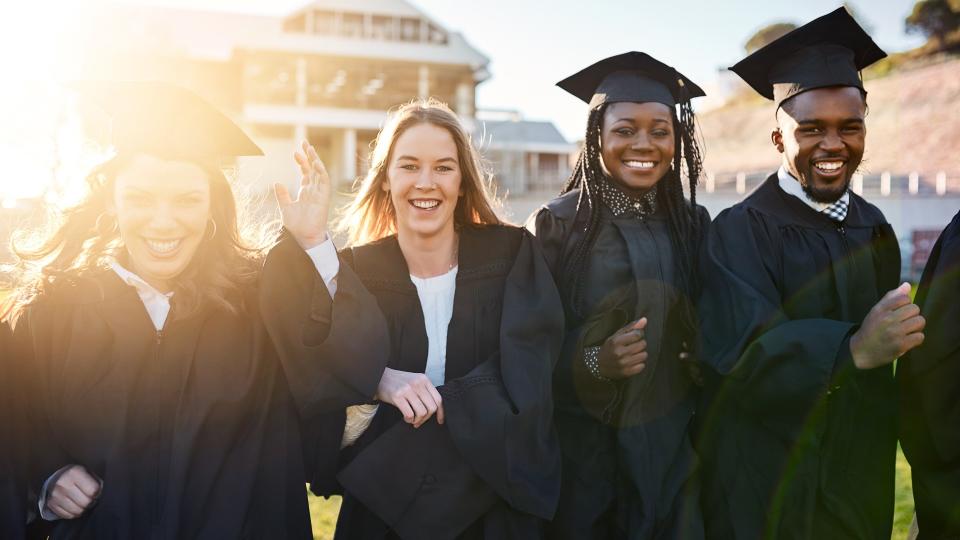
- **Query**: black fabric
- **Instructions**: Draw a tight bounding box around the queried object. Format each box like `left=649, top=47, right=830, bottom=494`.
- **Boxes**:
left=0, top=319, right=27, bottom=539
left=9, top=236, right=381, bottom=539
left=729, top=7, right=886, bottom=108
left=71, top=81, right=263, bottom=159
left=899, top=210, right=960, bottom=538
left=696, top=174, right=901, bottom=540
left=328, top=224, right=564, bottom=540
left=556, top=51, right=705, bottom=109
left=529, top=190, right=708, bottom=539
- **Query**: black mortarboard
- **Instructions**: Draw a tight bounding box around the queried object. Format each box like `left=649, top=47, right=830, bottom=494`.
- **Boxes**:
left=730, top=8, right=886, bottom=108
left=71, top=81, right=263, bottom=159
left=557, top=51, right=705, bottom=109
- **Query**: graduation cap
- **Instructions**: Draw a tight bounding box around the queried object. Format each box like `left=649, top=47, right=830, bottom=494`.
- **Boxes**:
left=557, top=51, right=705, bottom=109
left=71, top=81, right=263, bottom=160
left=730, top=7, right=887, bottom=108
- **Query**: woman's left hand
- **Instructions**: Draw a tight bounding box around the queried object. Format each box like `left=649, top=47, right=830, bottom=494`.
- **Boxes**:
left=275, top=140, right=331, bottom=249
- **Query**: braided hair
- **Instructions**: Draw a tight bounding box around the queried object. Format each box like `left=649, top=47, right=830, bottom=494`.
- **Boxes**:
left=559, top=87, right=704, bottom=342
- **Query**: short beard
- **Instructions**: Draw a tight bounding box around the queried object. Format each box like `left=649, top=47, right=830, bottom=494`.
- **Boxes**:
left=800, top=174, right=850, bottom=203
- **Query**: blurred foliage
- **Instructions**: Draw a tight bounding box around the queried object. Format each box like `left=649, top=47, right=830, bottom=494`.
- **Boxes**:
left=906, top=0, right=960, bottom=51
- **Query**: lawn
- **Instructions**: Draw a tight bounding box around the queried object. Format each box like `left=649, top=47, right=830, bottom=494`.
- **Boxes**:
left=308, top=450, right=916, bottom=539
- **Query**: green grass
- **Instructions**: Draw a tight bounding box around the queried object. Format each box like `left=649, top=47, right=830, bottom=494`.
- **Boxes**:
left=893, top=445, right=916, bottom=540
left=307, top=453, right=916, bottom=539
left=309, top=493, right=341, bottom=540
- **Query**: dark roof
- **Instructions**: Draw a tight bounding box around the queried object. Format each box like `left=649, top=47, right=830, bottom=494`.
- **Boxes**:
left=480, top=120, right=569, bottom=146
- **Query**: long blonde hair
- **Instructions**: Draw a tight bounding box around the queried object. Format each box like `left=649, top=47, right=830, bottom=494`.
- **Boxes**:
left=3, top=153, right=270, bottom=323
left=337, top=99, right=501, bottom=246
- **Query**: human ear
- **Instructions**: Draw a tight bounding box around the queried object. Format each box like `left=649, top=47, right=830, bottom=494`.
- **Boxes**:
left=771, top=128, right=784, bottom=153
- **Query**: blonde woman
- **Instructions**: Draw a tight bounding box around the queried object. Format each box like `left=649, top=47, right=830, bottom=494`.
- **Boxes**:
left=302, top=99, right=564, bottom=539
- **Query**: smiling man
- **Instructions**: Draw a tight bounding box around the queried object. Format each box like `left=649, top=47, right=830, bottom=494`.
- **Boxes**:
left=695, top=8, right=927, bottom=540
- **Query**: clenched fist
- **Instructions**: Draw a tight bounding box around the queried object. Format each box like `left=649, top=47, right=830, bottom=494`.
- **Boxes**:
left=850, top=282, right=926, bottom=370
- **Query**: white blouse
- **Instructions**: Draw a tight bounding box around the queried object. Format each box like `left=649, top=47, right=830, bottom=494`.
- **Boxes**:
left=341, top=266, right=458, bottom=448
left=410, top=266, right=458, bottom=387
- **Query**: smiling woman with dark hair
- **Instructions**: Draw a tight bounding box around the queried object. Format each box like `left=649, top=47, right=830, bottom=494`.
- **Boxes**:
left=528, top=52, right=709, bottom=539
left=1, top=82, right=388, bottom=539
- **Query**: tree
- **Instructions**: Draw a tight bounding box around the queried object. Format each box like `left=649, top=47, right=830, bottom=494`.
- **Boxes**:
left=745, top=22, right=797, bottom=54
left=906, top=0, right=960, bottom=47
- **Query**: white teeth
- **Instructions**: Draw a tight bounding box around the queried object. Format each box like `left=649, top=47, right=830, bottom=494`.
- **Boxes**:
left=624, top=160, right=656, bottom=169
left=145, top=239, right=181, bottom=254
left=815, top=161, right=844, bottom=171
left=411, top=199, right=440, bottom=209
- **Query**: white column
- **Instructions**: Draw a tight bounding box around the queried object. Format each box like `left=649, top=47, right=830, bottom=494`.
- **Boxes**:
left=736, top=172, right=746, bottom=194
left=706, top=171, right=715, bottom=193
left=880, top=171, right=891, bottom=196
left=306, top=10, right=315, bottom=33
left=342, top=128, right=357, bottom=183
left=936, top=171, right=947, bottom=195
left=852, top=173, right=864, bottom=195
left=528, top=153, right=539, bottom=192
left=909, top=172, right=919, bottom=194
left=295, top=57, right=307, bottom=107
left=455, top=82, right=472, bottom=117
left=418, top=65, right=430, bottom=99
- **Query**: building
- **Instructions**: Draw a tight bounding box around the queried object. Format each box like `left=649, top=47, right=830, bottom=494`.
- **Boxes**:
left=73, top=0, right=491, bottom=190
left=478, top=110, right=577, bottom=195
left=69, top=1, right=576, bottom=194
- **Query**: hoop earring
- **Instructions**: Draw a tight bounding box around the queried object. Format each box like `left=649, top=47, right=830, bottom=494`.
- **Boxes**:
left=207, top=218, right=218, bottom=240
left=95, top=212, right=118, bottom=236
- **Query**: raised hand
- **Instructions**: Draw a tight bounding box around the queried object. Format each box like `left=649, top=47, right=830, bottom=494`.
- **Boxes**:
left=46, top=465, right=101, bottom=519
left=850, top=282, right=926, bottom=370
left=375, top=367, right=445, bottom=428
left=598, top=317, right=649, bottom=379
left=275, top=140, right=331, bottom=250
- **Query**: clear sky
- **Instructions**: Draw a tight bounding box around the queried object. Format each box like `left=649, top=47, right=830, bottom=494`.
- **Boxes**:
left=100, top=0, right=924, bottom=141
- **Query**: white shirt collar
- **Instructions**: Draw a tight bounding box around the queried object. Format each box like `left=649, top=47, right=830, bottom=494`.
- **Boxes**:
left=110, top=261, right=173, bottom=331
left=777, top=166, right=849, bottom=213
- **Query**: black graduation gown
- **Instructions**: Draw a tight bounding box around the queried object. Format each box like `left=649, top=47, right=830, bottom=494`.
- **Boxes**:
left=898, top=209, right=960, bottom=538
left=696, top=174, right=901, bottom=540
left=321, top=224, right=564, bottom=540
left=10, top=236, right=387, bottom=539
left=529, top=189, right=708, bottom=540
left=1, top=317, right=27, bottom=539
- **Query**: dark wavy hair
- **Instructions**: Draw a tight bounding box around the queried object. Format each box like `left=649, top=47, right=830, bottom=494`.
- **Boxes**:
left=3, top=153, right=267, bottom=323
left=559, top=92, right=704, bottom=339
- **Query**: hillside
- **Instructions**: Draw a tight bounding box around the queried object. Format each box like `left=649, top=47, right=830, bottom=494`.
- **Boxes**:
left=698, top=55, right=960, bottom=179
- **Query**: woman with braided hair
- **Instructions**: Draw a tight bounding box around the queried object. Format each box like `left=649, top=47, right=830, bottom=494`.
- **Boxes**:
left=527, top=52, right=709, bottom=539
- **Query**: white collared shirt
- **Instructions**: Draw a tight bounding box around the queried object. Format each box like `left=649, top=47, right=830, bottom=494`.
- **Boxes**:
left=410, top=266, right=458, bottom=388
left=39, top=236, right=340, bottom=521
left=777, top=166, right=850, bottom=213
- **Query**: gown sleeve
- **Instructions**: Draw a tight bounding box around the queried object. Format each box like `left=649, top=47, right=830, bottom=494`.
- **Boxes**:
left=0, top=317, right=27, bottom=536
left=525, top=206, right=567, bottom=280
left=698, top=206, right=857, bottom=427
left=897, top=212, right=960, bottom=536
left=9, top=303, right=72, bottom=519
left=259, top=234, right=390, bottom=494
left=337, top=229, right=564, bottom=538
